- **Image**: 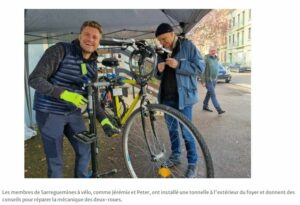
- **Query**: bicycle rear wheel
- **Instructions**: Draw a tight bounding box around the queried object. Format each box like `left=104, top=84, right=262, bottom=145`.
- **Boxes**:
left=123, top=104, right=214, bottom=178
left=101, top=91, right=127, bottom=127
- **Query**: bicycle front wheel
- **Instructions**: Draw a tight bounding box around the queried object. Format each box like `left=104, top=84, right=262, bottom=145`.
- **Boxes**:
left=123, top=104, right=214, bottom=178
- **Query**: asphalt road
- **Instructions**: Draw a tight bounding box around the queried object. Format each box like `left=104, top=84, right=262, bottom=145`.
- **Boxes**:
left=194, top=72, right=251, bottom=177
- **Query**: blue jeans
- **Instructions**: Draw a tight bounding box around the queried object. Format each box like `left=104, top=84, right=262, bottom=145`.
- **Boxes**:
left=36, top=110, right=90, bottom=178
left=203, top=80, right=222, bottom=112
left=162, top=100, right=198, bottom=165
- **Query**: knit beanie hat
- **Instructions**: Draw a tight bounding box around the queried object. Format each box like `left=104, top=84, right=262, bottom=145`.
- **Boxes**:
left=155, top=23, right=174, bottom=37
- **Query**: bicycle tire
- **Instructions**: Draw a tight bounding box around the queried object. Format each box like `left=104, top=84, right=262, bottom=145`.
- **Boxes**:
left=81, top=90, right=127, bottom=119
left=122, top=104, right=214, bottom=178
left=101, top=91, right=127, bottom=125
left=97, top=74, right=128, bottom=124
left=81, top=75, right=113, bottom=115
left=129, top=48, right=157, bottom=79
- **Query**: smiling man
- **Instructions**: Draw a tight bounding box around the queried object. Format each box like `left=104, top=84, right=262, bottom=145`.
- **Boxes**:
left=28, top=21, right=120, bottom=178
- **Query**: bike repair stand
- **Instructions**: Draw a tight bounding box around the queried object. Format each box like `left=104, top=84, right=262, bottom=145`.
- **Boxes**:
left=74, top=80, right=117, bottom=178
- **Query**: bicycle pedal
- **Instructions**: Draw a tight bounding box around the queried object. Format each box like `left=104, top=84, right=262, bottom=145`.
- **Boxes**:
left=74, top=131, right=97, bottom=144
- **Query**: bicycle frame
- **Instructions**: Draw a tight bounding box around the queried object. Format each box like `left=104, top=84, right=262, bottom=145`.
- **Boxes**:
left=112, top=78, right=143, bottom=126
left=119, top=78, right=165, bottom=160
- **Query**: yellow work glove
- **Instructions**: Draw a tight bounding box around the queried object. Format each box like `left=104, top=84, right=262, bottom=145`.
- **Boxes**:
left=100, top=118, right=120, bottom=137
left=60, top=90, right=87, bottom=107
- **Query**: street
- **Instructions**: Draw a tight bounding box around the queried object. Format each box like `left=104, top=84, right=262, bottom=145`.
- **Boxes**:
left=193, top=72, right=251, bottom=177
left=229, top=71, right=251, bottom=88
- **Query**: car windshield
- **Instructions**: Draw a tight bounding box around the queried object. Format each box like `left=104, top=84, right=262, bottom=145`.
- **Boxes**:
left=218, top=64, right=225, bottom=71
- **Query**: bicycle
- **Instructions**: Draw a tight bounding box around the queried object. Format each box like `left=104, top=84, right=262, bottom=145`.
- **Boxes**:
left=97, top=67, right=136, bottom=127
left=98, top=73, right=128, bottom=122
left=96, top=40, right=158, bottom=128
left=76, top=39, right=214, bottom=178
left=80, top=66, right=130, bottom=120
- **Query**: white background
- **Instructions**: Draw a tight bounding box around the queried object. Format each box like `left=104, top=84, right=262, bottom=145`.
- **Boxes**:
left=0, top=0, right=299, bottom=204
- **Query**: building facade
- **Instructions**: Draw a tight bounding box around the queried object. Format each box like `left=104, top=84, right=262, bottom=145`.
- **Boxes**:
left=226, top=9, right=251, bottom=68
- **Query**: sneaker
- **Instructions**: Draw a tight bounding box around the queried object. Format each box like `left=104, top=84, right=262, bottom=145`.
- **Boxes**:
left=161, top=155, right=181, bottom=168
left=185, top=164, right=197, bottom=178
left=218, top=110, right=226, bottom=115
left=102, top=124, right=121, bottom=137
left=203, top=107, right=213, bottom=112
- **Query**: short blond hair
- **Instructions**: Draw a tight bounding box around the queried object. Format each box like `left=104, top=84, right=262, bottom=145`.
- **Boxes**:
left=80, top=20, right=103, bottom=35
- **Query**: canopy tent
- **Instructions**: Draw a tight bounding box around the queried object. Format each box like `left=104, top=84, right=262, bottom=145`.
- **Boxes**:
left=25, top=9, right=211, bottom=44
left=24, top=9, right=211, bottom=133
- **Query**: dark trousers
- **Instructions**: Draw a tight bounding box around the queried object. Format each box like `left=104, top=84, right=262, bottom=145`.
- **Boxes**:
left=36, top=110, right=90, bottom=178
left=203, top=80, right=222, bottom=112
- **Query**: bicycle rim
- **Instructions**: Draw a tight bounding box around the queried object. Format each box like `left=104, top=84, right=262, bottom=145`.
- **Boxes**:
left=129, top=49, right=156, bottom=78
left=101, top=94, right=127, bottom=126
left=123, top=104, right=214, bottom=178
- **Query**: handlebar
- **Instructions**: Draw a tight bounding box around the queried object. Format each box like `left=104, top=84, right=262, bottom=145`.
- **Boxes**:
left=112, top=38, right=157, bottom=80
left=155, top=45, right=172, bottom=55
left=83, top=81, right=110, bottom=88
left=112, top=38, right=135, bottom=44
left=112, top=38, right=148, bottom=51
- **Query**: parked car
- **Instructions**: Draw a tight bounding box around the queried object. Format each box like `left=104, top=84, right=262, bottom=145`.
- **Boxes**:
left=228, top=63, right=247, bottom=73
left=244, top=66, right=251, bottom=71
left=217, top=63, right=232, bottom=83
left=196, top=63, right=232, bottom=83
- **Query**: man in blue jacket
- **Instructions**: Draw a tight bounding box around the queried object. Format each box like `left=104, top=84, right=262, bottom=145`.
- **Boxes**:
left=155, top=23, right=205, bottom=177
left=28, top=21, right=120, bottom=178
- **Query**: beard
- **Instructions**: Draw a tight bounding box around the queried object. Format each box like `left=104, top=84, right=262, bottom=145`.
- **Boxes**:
left=82, top=46, right=95, bottom=54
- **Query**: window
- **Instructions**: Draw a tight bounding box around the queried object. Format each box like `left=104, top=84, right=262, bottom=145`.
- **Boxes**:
left=242, top=30, right=244, bottom=45
left=249, top=10, right=251, bottom=21
left=237, top=32, right=240, bottom=46
left=233, top=34, right=235, bottom=45
left=248, top=27, right=251, bottom=40
left=242, top=11, right=245, bottom=25
left=238, top=14, right=240, bottom=26
left=229, top=19, right=232, bottom=28
left=229, top=35, right=231, bottom=45
left=233, top=17, right=235, bottom=27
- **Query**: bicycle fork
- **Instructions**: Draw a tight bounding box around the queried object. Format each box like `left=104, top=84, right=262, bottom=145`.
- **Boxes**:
left=139, top=90, right=166, bottom=162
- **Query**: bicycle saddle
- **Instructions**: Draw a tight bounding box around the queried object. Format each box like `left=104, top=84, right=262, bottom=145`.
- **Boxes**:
left=102, top=57, right=119, bottom=67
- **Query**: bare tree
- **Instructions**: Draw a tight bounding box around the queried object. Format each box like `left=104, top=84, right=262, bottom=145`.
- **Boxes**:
left=187, top=9, right=233, bottom=54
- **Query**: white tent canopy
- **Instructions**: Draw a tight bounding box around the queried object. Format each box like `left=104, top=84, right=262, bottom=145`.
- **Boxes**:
left=25, top=9, right=211, bottom=44
left=24, top=9, right=210, bottom=133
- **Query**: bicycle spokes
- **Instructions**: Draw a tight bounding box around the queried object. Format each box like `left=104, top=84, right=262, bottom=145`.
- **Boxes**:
left=140, top=106, right=166, bottom=161
left=123, top=104, right=214, bottom=178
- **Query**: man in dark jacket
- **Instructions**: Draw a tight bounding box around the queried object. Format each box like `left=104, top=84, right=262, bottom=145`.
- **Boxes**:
left=155, top=23, right=205, bottom=177
left=28, top=21, right=119, bottom=178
